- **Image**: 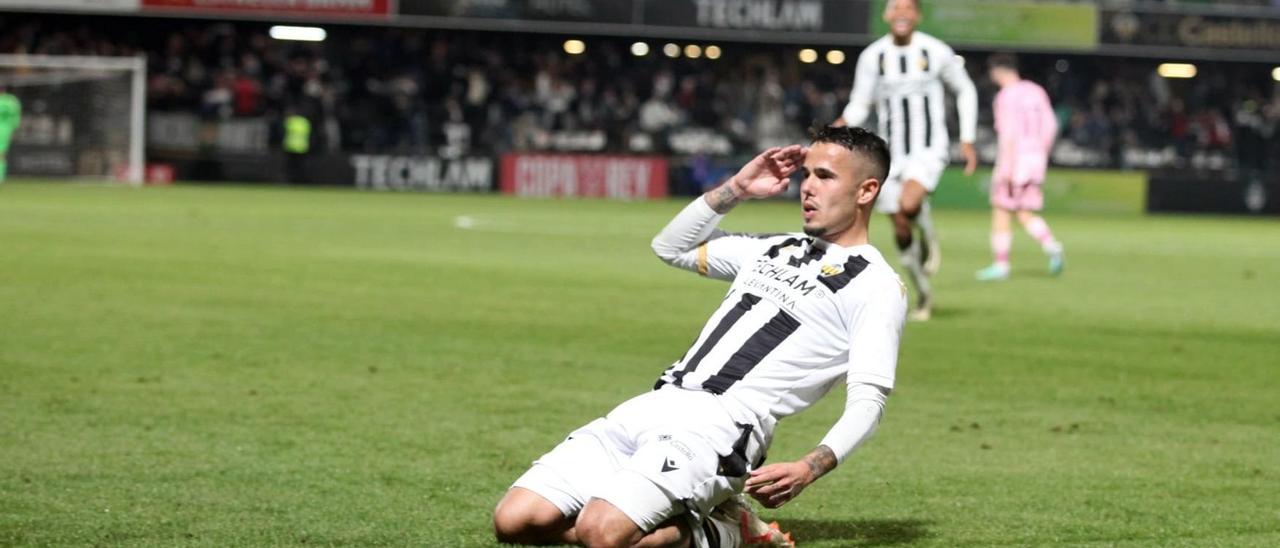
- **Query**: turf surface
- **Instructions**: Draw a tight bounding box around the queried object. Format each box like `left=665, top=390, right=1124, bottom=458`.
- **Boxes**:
left=1, top=181, right=1277, bottom=547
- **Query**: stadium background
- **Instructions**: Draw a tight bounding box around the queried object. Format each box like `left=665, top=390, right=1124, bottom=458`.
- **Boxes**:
left=3, top=0, right=1279, bottom=213
left=1, top=1, right=1278, bottom=546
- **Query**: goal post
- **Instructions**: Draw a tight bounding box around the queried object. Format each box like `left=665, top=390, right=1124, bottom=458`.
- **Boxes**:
left=0, top=54, right=146, bottom=184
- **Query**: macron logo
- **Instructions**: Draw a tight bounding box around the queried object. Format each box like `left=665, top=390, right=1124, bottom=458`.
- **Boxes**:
left=661, top=458, right=681, bottom=473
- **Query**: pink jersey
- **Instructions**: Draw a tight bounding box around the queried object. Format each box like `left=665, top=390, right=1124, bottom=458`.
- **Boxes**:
left=992, top=80, right=1057, bottom=185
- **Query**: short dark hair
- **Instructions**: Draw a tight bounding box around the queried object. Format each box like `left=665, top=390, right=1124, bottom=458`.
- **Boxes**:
left=987, top=53, right=1018, bottom=72
left=808, top=125, right=890, bottom=183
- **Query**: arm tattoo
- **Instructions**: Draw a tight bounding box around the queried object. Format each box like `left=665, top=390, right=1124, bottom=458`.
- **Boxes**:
left=705, top=181, right=743, bottom=214
left=803, top=445, right=839, bottom=480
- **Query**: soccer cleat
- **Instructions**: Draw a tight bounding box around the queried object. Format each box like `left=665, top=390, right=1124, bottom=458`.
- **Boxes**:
left=743, top=519, right=795, bottom=548
left=908, top=292, right=933, bottom=322
left=975, top=264, right=1010, bottom=282
left=1048, top=250, right=1065, bottom=277
left=711, top=495, right=795, bottom=547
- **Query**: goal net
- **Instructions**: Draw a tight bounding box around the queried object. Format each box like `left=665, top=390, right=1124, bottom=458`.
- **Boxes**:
left=0, top=55, right=145, bottom=184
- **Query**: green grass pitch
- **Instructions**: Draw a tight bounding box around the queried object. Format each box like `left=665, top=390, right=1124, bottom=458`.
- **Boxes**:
left=1, top=181, right=1277, bottom=546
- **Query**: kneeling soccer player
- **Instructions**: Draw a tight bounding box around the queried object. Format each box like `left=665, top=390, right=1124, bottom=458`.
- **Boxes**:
left=494, top=127, right=907, bottom=548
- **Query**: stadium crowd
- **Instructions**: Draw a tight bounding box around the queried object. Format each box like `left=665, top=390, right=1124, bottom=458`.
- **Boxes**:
left=2, top=14, right=1277, bottom=171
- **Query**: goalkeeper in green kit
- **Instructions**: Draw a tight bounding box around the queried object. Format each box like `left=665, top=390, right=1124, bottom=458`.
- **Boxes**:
left=0, top=86, right=20, bottom=184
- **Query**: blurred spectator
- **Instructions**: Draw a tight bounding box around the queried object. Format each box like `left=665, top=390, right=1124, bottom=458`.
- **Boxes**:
left=1, top=13, right=1276, bottom=171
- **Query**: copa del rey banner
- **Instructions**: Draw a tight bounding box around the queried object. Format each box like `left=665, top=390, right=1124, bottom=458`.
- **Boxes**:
left=141, top=0, right=390, bottom=17
left=501, top=154, right=668, bottom=200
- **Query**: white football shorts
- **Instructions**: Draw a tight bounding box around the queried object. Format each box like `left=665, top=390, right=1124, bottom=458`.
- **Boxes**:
left=512, top=387, right=764, bottom=534
left=877, top=153, right=948, bottom=214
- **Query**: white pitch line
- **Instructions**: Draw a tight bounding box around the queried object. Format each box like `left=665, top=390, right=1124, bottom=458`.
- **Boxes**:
left=452, top=214, right=651, bottom=237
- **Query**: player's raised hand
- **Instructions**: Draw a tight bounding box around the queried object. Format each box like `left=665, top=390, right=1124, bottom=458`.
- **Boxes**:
left=961, top=142, right=978, bottom=176
left=730, top=145, right=806, bottom=199
left=743, top=461, right=816, bottom=509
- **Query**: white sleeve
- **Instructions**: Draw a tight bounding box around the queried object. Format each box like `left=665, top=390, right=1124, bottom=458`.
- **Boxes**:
left=817, top=275, right=906, bottom=464
left=650, top=196, right=762, bottom=281
left=939, top=48, right=978, bottom=143
left=841, top=47, right=879, bottom=127
left=818, top=382, right=888, bottom=464
left=845, top=273, right=907, bottom=390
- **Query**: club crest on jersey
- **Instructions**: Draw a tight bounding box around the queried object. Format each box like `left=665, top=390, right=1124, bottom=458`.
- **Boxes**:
left=820, top=264, right=845, bottom=277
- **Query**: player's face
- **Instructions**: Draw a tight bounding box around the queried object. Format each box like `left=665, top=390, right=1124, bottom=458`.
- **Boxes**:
left=883, top=0, right=920, bottom=39
left=989, top=66, right=1014, bottom=87
left=799, top=143, right=872, bottom=240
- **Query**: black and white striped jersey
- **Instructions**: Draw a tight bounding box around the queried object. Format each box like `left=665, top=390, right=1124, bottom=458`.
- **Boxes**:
left=651, top=198, right=907, bottom=425
left=841, top=31, right=978, bottom=161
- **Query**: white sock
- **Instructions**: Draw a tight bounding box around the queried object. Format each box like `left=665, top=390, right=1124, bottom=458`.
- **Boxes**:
left=899, top=239, right=931, bottom=299
left=1022, top=215, right=1062, bottom=255
left=695, top=511, right=742, bottom=548
left=916, top=200, right=937, bottom=243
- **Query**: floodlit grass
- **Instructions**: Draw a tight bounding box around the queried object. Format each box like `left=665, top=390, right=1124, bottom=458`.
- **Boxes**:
left=1, top=181, right=1277, bottom=546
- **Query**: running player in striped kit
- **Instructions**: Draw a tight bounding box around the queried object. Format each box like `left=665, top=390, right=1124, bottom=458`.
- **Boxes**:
left=493, top=128, right=906, bottom=547
left=837, top=0, right=978, bottom=320
left=976, top=53, right=1064, bottom=281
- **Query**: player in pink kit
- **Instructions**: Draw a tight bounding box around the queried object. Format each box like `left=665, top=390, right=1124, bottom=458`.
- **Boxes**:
left=976, top=53, right=1064, bottom=281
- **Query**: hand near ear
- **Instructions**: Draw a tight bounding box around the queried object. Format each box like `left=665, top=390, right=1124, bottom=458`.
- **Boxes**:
left=730, top=145, right=807, bottom=199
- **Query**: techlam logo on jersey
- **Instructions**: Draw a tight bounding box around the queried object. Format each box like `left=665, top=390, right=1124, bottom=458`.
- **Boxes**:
left=745, top=258, right=825, bottom=311
left=500, top=153, right=668, bottom=200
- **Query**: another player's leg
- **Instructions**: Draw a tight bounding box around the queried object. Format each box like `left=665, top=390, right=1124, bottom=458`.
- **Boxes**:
left=918, top=200, right=942, bottom=276
left=1016, top=210, right=1064, bottom=276
left=897, top=179, right=932, bottom=321
left=976, top=208, right=1013, bottom=281
left=912, top=156, right=949, bottom=278
left=493, top=487, right=579, bottom=545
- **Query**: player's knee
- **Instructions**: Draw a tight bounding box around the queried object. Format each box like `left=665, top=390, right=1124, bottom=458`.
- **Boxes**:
left=492, top=501, right=550, bottom=544
left=575, top=507, right=633, bottom=548
left=899, top=199, right=922, bottom=218
left=577, top=529, right=632, bottom=548
left=491, top=504, right=528, bottom=544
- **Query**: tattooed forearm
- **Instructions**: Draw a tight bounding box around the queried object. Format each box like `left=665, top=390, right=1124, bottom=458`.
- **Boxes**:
left=803, top=445, right=839, bottom=480
left=705, top=179, right=744, bottom=214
